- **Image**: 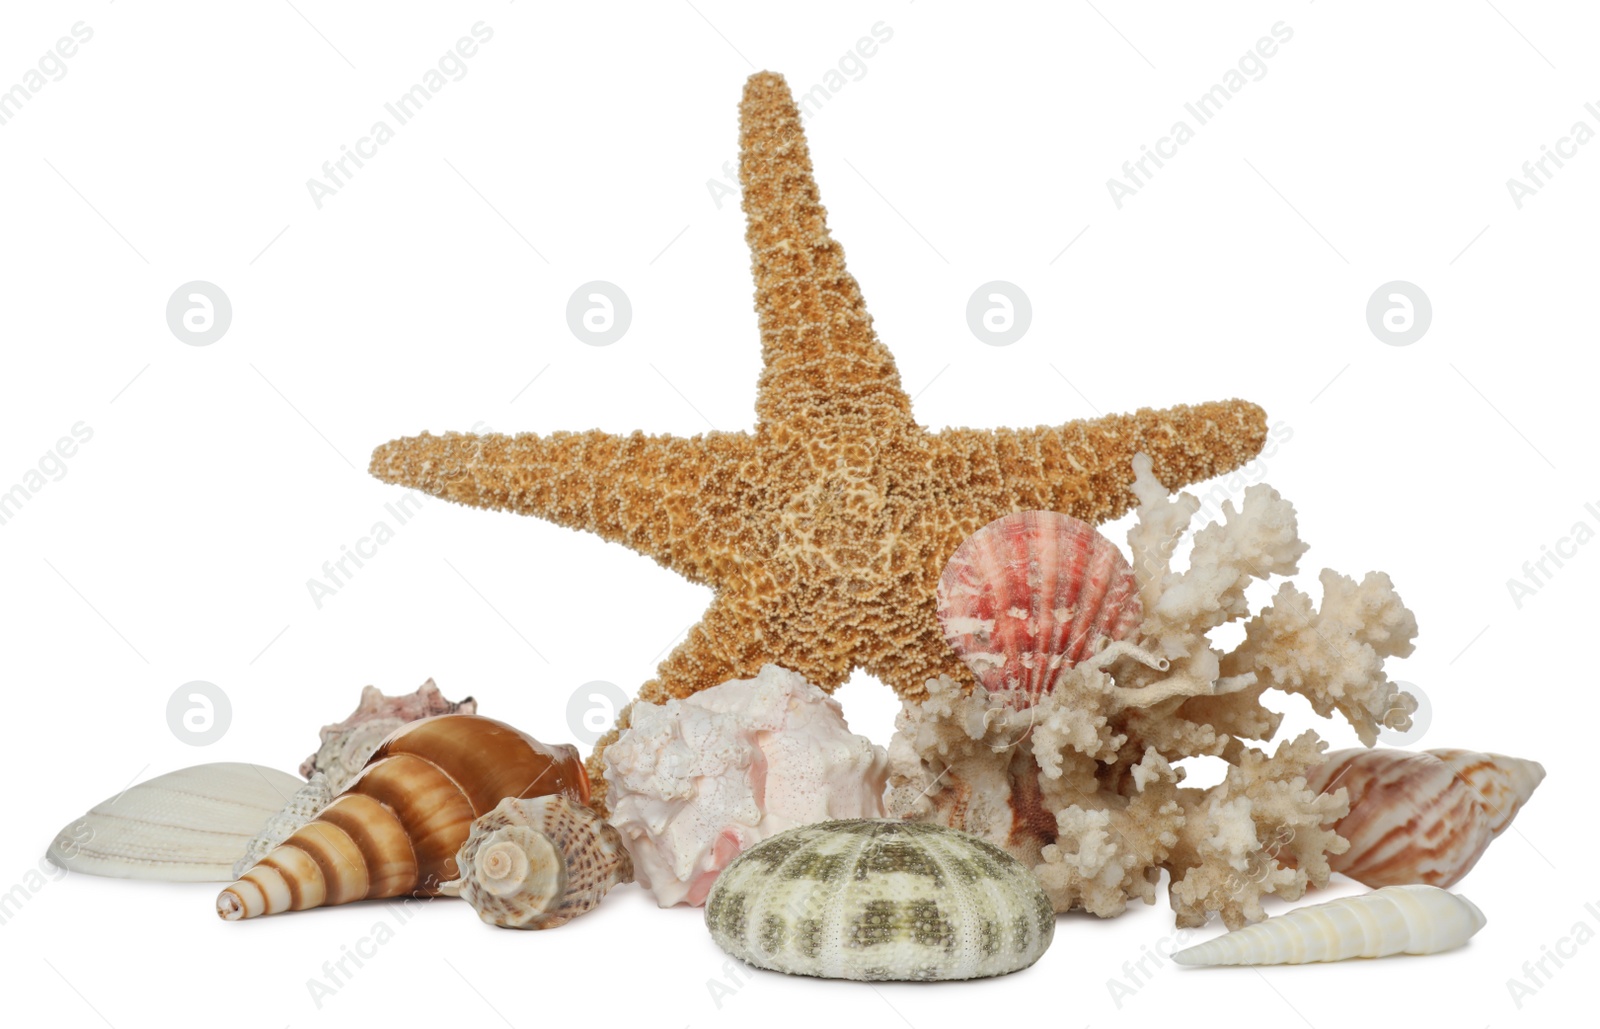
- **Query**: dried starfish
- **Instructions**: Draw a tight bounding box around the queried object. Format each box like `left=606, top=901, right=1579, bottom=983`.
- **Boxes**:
left=370, top=72, right=1267, bottom=808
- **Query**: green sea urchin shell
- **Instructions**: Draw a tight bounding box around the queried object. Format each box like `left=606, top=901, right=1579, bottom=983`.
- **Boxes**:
left=704, top=819, right=1054, bottom=981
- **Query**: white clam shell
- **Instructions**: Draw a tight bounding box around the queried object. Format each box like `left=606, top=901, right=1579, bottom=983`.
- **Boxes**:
left=47, top=763, right=302, bottom=882
left=1173, top=885, right=1486, bottom=966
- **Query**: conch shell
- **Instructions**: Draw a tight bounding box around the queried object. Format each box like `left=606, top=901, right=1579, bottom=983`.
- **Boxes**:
left=441, top=795, right=632, bottom=929
left=1173, top=884, right=1485, bottom=965
left=1306, top=747, right=1545, bottom=888
left=301, top=679, right=476, bottom=791
left=233, top=679, right=478, bottom=876
left=232, top=774, right=338, bottom=879
left=604, top=664, right=887, bottom=907
left=937, top=510, right=1141, bottom=706
left=218, top=715, right=587, bottom=920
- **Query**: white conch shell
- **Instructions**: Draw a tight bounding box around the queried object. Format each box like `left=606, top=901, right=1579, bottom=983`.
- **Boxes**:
left=47, top=763, right=302, bottom=882
left=1172, top=885, right=1485, bottom=966
left=604, top=663, right=888, bottom=907
left=440, top=795, right=632, bottom=929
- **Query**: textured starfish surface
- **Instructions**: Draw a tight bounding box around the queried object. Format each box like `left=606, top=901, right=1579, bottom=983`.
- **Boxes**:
left=370, top=72, right=1268, bottom=808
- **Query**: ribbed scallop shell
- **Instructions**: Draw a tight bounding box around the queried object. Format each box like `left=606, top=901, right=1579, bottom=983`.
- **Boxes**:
left=1306, top=747, right=1544, bottom=888
left=217, top=715, right=588, bottom=920
left=443, top=795, right=632, bottom=929
left=705, top=820, right=1054, bottom=981
left=937, top=511, right=1141, bottom=706
left=47, top=763, right=303, bottom=882
left=1173, top=885, right=1485, bottom=966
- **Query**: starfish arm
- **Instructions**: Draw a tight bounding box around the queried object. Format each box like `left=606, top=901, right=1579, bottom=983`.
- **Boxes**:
left=369, top=429, right=756, bottom=586
left=931, top=398, right=1269, bottom=526
left=630, top=593, right=771, bottom=706
left=740, top=72, right=915, bottom=433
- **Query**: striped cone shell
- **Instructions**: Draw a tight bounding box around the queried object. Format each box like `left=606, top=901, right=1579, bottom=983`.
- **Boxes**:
left=1306, top=747, right=1544, bottom=889
left=1427, top=747, right=1546, bottom=836
left=217, top=715, right=588, bottom=920
left=937, top=511, right=1141, bottom=707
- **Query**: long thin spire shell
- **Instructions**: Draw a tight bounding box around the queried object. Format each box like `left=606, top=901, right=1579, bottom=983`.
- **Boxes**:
left=1172, top=885, right=1485, bottom=966
left=217, top=715, right=588, bottom=920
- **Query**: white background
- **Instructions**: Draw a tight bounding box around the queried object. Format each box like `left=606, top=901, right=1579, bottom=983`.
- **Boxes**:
left=0, top=1, right=1592, bottom=1026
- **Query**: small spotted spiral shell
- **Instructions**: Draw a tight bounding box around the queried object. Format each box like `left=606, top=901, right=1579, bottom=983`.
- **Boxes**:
left=444, top=795, right=632, bottom=930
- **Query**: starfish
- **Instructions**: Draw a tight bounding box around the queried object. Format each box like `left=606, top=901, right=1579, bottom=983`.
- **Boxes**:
left=370, top=72, right=1267, bottom=807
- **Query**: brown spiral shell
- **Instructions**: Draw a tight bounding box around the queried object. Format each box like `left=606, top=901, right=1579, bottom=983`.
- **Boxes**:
left=217, top=714, right=589, bottom=920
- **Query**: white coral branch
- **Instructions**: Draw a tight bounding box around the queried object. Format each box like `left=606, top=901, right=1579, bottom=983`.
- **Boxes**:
left=887, top=453, right=1417, bottom=929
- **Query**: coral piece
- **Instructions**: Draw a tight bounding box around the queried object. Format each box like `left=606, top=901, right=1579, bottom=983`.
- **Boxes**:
left=218, top=715, right=588, bottom=920
left=938, top=510, right=1141, bottom=706
left=47, top=764, right=302, bottom=882
left=441, top=795, right=632, bottom=930
left=1305, top=747, right=1545, bottom=888
left=604, top=664, right=887, bottom=907
left=888, top=453, right=1420, bottom=929
left=367, top=71, right=1270, bottom=810
left=301, top=679, right=476, bottom=792
left=232, top=774, right=337, bottom=879
left=705, top=820, right=1053, bottom=982
left=1172, top=885, right=1485, bottom=965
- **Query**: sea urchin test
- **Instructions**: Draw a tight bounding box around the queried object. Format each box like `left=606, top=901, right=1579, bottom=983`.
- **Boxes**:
left=705, top=820, right=1054, bottom=982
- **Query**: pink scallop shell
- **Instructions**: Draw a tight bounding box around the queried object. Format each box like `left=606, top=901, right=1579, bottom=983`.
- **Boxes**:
left=936, top=511, right=1142, bottom=706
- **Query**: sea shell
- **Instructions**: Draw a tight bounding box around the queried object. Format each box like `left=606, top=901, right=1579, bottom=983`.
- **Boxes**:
left=232, top=680, right=477, bottom=877
left=218, top=714, right=587, bottom=920
left=1427, top=747, right=1546, bottom=836
left=605, top=664, right=888, bottom=908
left=231, top=773, right=338, bottom=879
left=937, top=510, right=1141, bottom=706
left=47, top=763, right=303, bottom=882
left=705, top=819, right=1054, bottom=982
left=301, top=679, right=476, bottom=791
left=1172, top=885, right=1485, bottom=965
left=1306, top=747, right=1545, bottom=888
left=441, top=795, right=632, bottom=929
